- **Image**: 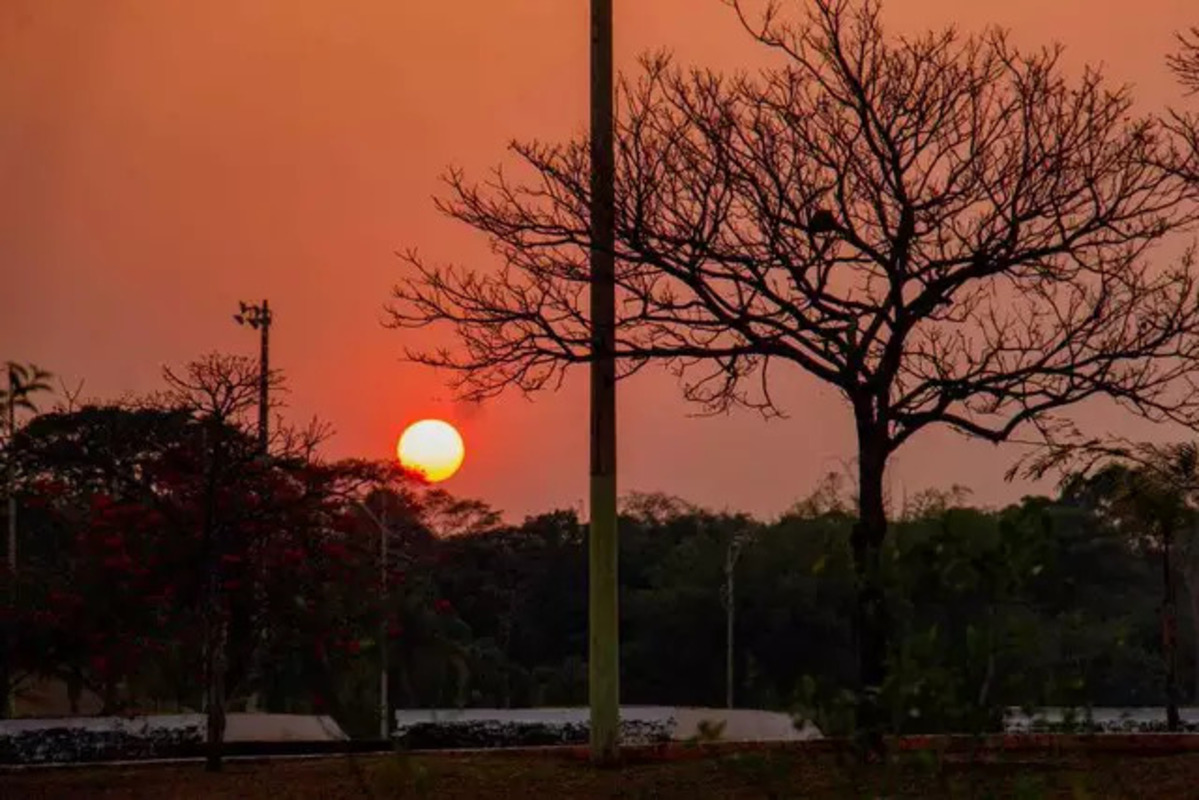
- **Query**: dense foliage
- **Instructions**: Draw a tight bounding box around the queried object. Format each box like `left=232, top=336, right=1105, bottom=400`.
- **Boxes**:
left=431, top=490, right=1191, bottom=735
left=2, top=371, right=1196, bottom=738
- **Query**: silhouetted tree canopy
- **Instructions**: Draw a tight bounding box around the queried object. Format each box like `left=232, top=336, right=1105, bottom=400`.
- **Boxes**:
left=7, top=387, right=1199, bottom=735
left=393, top=0, right=1199, bottom=439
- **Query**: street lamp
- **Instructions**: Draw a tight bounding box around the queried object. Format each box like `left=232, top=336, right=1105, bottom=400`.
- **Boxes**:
left=721, top=527, right=754, bottom=709
left=233, top=300, right=272, bottom=456
left=356, top=497, right=394, bottom=740
left=223, top=301, right=271, bottom=761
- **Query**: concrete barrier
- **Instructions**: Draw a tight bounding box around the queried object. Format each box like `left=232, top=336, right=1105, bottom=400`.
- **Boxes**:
left=392, top=706, right=819, bottom=749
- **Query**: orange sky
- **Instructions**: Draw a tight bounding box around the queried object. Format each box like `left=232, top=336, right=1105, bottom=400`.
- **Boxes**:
left=4, top=0, right=1197, bottom=521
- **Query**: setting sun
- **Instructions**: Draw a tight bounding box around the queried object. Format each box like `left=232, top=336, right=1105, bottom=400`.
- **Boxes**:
left=397, top=419, right=465, bottom=483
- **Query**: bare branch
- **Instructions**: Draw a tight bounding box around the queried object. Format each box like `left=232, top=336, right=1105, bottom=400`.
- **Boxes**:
left=158, top=353, right=285, bottom=427
left=1168, top=27, right=1199, bottom=95
left=390, top=0, right=1199, bottom=450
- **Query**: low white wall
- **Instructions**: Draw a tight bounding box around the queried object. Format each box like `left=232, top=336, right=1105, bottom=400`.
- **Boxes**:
left=1005, top=707, right=1199, bottom=732
left=670, top=707, right=820, bottom=741
left=0, top=713, right=348, bottom=742
left=393, top=706, right=819, bottom=743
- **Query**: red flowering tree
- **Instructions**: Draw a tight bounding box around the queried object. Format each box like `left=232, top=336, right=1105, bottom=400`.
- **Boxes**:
left=8, top=357, right=483, bottom=741
left=8, top=406, right=208, bottom=712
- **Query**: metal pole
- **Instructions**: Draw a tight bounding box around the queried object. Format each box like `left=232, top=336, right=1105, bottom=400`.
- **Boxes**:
left=353, top=498, right=394, bottom=740
left=726, top=542, right=735, bottom=710
left=258, top=300, right=270, bottom=457
left=1163, top=526, right=1181, bottom=731
left=588, top=0, right=619, bottom=767
left=380, top=501, right=389, bottom=740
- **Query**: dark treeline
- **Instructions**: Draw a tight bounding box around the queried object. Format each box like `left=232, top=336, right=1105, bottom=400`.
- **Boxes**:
left=3, top=361, right=1195, bottom=738
left=439, top=486, right=1191, bottom=734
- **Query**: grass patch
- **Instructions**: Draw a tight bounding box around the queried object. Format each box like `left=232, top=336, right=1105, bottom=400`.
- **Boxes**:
left=3, top=749, right=1198, bottom=798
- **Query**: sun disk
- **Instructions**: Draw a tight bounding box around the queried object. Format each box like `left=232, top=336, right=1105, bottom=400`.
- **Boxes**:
left=397, top=419, right=465, bottom=482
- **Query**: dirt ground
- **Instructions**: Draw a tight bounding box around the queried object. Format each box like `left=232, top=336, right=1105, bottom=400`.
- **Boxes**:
left=5, top=749, right=1199, bottom=799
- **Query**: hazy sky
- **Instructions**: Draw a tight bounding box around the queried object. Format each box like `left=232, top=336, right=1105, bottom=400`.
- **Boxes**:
left=4, top=0, right=1197, bottom=521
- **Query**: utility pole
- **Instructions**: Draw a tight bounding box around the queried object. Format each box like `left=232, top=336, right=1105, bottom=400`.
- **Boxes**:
left=1163, top=523, right=1181, bottom=731
left=205, top=299, right=271, bottom=772
left=722, top=530, right=749, bottom=710
left=352, top=496, right=396, bottom=740
left=379, top=501, right=389, bottom=740
left=724, top=541, right=736, bottom=710
left=588, top=0, right=619, bottom=766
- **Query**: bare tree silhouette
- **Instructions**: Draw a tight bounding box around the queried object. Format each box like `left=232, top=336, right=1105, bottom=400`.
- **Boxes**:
left=389, top=0, right=1199, bottom=740
left=1169, top=27, right=1199, bottom=94
left=1168, top=27, right=1199, bottom=193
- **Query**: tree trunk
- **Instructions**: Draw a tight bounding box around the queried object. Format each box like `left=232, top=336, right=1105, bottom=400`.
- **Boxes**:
left=0, top=640, right=10, bottom=720
left=4, top=379, right=15, bottom=720
left=100, top=679, right=119, bottom=715
left=205, top=605, right=227, bottom=772
left=851, top=432, right=890, bottom=752
left=67, top=670, right=81, bottom=715
left=201, top=421, right=227, bottom=773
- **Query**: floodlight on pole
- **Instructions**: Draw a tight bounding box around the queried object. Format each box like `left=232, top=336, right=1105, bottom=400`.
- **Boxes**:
left=722, top=527, right=754, bottom=710
left=233, top=300, right=272, bottom=456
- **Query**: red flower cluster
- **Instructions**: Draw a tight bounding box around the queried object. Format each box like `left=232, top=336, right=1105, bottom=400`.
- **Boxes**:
left=31, top=478, right=69, bottom=497
left=89, top=494, right=115, bottom=513
left=280, top=547, right=306, bottom=566
left=320, top=541, right=348, bottom=560
left=102, top=554, right=134, bottom=571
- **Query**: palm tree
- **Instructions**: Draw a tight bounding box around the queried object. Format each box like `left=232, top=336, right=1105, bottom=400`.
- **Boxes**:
left=2, top=361, right=53, bottom=565
left=1070, top=442, right=1199, bottom=730
left=1, top=361, right=52, bottom=718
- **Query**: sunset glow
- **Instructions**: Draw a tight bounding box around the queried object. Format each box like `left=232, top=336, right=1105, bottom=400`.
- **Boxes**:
left=6, top=0, right=1191, bottom=519
left=397, top=419, right=465, bottom=483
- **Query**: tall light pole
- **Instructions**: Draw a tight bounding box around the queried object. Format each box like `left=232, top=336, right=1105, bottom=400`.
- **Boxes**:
left=206, top=300, right=270, bottom=772
left=722, top=529, right=752, bottom=710
left=588, top=0, right=619, bottom=766
left=356, top=497, right=392, bottom=740
left=233, top=300, right=272, bottom=455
